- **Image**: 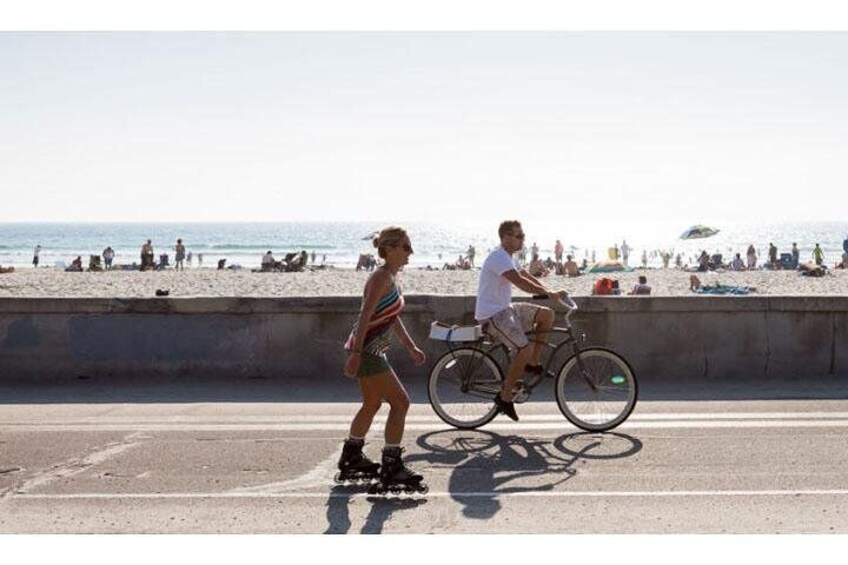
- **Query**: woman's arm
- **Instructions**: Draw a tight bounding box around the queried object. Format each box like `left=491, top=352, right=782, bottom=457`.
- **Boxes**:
left=392, top=318, right=426, bottom=366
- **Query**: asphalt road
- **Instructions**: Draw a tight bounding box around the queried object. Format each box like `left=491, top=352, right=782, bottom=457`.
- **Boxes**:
left=1, top=375, right=847, bottom=534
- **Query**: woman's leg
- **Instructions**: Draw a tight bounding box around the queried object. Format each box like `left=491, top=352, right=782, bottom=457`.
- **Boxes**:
left=348, top=375, right=384, bottom=439
left=349, top=369, right=410, bottom=445
left=378, top=370, right=410, bottom=445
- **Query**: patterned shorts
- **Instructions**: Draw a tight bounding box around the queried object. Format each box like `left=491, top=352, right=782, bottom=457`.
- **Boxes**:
left=482, top=302, right=545, bottom=353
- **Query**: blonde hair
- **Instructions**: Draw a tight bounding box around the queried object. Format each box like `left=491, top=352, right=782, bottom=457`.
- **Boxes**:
left=373, top=226, right=408, bottom=259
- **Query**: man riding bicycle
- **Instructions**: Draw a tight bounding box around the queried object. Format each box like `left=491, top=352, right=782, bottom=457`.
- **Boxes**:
left=475, top=220, right=568, bottom=421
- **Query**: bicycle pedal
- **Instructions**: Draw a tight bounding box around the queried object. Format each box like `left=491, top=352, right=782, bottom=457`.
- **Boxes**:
left=513, top=391, right=530, bottom=404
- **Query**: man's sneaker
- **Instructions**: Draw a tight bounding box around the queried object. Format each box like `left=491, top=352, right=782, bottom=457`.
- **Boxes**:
left=493, top=393, right=519, bottom=421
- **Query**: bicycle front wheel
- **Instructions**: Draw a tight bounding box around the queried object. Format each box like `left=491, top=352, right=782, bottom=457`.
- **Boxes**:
left=428, top=347, right=503, bottom=429
left=555, top=347, right=637, bottom=432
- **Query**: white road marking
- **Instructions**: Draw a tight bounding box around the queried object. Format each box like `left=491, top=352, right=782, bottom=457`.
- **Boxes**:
left=10, top=489, right=848, bottom=500
left=10, top=432, right=145, bottom=495
left=4, top=418, right=848, bottom=432
left=228, top=448, right=340, bottom=493
left=3, top=411, right=848, bottom=426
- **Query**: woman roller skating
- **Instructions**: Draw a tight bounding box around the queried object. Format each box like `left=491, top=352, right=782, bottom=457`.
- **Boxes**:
left=337, top=226, right=428, bottom=495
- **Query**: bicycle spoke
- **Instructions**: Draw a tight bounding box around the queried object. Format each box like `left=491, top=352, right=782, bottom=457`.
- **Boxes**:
left=556, top=348, right=637, bottom=432
left=428, top=347, right=503, bottom=429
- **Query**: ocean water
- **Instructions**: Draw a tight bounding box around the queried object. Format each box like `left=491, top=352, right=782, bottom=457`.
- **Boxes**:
left=1, top=220, right=847, bottom=270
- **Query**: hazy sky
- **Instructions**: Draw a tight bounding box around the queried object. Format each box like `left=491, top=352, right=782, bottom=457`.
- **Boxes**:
left=2, top=31, right=847, bottom=224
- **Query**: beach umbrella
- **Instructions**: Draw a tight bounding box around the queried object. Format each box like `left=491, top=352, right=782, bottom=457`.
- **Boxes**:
left=679, top=225, right=720, bottom=240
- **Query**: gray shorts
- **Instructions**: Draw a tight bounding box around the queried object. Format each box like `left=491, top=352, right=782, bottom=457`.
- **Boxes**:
left=482, top=302, right=545, bottom=353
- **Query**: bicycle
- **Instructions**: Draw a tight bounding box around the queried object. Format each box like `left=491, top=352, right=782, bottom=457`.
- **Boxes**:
left=427, top=294, right=638, bottom=432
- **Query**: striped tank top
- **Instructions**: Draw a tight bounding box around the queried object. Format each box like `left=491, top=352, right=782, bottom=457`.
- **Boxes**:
left=345, top=279, right=404, bottom=355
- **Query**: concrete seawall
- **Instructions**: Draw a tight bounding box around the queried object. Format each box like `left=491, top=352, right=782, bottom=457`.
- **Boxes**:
left=1, top=296, right=847, bottom=382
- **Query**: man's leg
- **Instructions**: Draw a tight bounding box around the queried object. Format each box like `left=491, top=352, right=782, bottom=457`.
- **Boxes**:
left=529, top=307, right=554, bottom=367
left=500, top=344, right=533, bottom=402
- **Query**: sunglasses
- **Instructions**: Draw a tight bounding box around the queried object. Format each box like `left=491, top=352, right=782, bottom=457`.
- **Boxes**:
left=511, top=232, right=526, bottom=240
left=394, top=243, right=413, bottom=253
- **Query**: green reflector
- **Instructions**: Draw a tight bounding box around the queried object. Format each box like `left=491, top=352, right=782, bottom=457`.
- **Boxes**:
left=611, top=375, right=626, bottom=385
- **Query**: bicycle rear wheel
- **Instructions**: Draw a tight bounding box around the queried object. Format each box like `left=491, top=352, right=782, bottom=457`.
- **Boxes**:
left=428, top=347, right=503, bottom=429
left=555, top=347, right=637, bottom=432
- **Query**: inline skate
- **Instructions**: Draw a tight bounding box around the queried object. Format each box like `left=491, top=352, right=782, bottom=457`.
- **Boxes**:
left=334, top=439, right=380, bottom=484
left=368, top=446, right=428, bottom=496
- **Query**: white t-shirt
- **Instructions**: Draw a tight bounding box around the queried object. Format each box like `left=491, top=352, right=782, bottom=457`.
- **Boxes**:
left=475, top=246, right=519, bottom=321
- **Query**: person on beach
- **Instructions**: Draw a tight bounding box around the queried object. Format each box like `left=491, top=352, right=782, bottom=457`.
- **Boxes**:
left=768, top=243, right=778, bottom=268
left=628, top=275, right=652, bottom=295
left=174, top=239, right=186, bottom=271
left=697, top=250, right=710, bottom=272
left=467, top=245, right=476, bottom=268
left=554, top=240, right=564, bottom=263
left=475, top=220, right=568, bottom=422
left=261, top=251, right=275, bottom=272
left=102, top=246, right=114, bottom=270
left=187, top=251, right=193, bottom=267
left=563, top=254, right=581, bottom=277
left=813, top=243, right=824, bottom=266
left=66, top=256, right=83, bottom=272
left=730, top=253, right=745, bottom=271
left=791, top=243, right=800, bottom=269
left=140, top=240, right=154, bottom=271
left=32, top=245, right=41, bottom=268
left=621, top=240, right=631, bottom=267
left=339, top=226, right=426, bottom=488
left=746, top=245, right=757, bottom=270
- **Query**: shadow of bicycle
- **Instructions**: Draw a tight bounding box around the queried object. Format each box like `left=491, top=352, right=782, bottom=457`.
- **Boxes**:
left=408, top=428, right=642, bottom=520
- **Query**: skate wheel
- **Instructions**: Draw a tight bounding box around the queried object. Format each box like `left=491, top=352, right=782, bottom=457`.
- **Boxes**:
left=417, top=484, right=429, bottom=495
left=333, top=473, right=343, bottom=484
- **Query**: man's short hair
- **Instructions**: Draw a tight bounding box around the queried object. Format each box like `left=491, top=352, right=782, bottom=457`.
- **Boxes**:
left=498, top=220, right=522, bottom=239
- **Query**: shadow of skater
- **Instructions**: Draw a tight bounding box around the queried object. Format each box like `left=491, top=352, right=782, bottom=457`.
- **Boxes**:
left=324, top=483, right=427, bottom=534
left=361, top=496, right=427, bottom=534
left=324, top=484, right=361, bottom=534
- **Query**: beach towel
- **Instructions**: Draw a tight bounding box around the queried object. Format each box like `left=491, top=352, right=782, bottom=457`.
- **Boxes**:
left=692, top=284, right=755, bottom=295
left=587, top=261, right=633, bottom=273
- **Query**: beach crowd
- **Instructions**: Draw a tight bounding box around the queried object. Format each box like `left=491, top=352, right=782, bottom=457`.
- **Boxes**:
left=2, top=233, right=847, bottom=299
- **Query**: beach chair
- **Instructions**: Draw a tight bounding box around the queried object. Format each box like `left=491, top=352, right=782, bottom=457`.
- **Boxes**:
left=780, top=253, right=794, bottom=270
left=88, top=255, right=103, bottom=272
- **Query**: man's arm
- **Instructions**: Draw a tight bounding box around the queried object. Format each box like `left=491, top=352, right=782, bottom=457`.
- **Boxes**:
left=519, top=268, right=548, bottom=289
left=502, top=269, right=564, bottom=297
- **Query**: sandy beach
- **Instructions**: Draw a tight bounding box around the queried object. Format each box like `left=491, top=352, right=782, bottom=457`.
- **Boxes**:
left=1, top=266, right=847, bottom=298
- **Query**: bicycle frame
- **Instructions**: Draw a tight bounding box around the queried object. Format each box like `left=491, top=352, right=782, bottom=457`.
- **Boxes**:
left=439, top=296, right=587, bottom=399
